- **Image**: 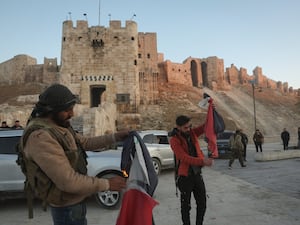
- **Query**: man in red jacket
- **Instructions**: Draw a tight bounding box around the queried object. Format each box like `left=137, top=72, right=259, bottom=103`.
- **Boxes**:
left=170, top=115, right=213, bottom=225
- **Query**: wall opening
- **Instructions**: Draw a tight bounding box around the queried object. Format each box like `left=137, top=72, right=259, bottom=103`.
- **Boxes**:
left=90, top=85, right=106, bottom=107
left=201, top=62, right=209, bottom=87
left=191, top=60, right=198, bottom=87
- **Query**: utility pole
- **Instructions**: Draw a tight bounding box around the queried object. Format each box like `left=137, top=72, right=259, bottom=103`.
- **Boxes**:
left=252, top=83, right=257, bottom=131
left=98, top=0, right=101, bottom=26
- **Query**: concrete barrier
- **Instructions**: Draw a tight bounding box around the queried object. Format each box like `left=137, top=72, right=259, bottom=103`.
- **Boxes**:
left=254, top=150, right=300, bottom=161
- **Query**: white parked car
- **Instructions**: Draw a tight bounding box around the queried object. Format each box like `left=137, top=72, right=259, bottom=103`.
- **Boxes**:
left=138, top=130, right=174, bottom=175
left=0, top=129, right=123, bottom=209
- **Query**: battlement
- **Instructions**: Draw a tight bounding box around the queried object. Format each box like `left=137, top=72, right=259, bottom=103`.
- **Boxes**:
left=62, top=19, right=137, bottom=34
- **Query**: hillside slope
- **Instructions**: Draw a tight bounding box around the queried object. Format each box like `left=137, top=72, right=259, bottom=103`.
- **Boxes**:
left=141, top=83, right=300, bottom=143
left=205, top=86, right=300, bottom=141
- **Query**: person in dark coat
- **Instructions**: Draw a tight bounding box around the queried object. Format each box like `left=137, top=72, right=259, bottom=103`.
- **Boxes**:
left=298, top=127, right=300, bottom=149
left=240, top=129, right=248, bottom=161
left=253, top=129, right=264, bottom=152
left=281, top=128, right=290, bottom=150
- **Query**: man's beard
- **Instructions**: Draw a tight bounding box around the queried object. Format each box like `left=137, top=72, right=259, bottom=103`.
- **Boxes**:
left=181, top=130, right=190, bottom=138
left=52, top=113, right=71, bottom=128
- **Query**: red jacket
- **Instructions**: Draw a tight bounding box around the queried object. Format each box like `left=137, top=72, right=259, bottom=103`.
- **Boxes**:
left=170, top=124, right=205, bottom=176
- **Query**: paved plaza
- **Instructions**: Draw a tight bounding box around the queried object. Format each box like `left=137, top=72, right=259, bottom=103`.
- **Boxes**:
left=0, top=143, right=299, bottom=225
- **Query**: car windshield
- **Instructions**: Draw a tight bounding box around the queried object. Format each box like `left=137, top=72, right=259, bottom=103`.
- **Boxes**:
left=142, top=134, right=169, bottom=144
left=217, top=132, right=233, bottom=139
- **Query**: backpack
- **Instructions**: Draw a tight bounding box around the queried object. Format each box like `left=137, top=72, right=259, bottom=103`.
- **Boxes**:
left=168, top=128, right=181, bottom=197
left=173, top=154, right=180, bottom=197
left=16, top=119, right=87, bottom=219
left=213, top=109, right=225, bottom=134
left=228, top=134, right=243, bottom=151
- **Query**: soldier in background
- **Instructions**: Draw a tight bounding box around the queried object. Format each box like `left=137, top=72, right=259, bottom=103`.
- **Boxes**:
left=240, top=129, right=248, bottom=161
left=228, top=129, right=246, bottom=169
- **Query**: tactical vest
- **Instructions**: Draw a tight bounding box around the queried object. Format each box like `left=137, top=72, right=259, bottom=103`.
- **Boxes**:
left=16, top=118, right=88, bottom=218
left=229, top=134, right=243, bottom=151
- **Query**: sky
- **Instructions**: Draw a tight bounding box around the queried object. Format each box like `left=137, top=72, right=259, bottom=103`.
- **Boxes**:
left=1, top=0, right=300, bottom=88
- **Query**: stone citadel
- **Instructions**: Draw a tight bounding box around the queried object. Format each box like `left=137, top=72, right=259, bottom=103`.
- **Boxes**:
left=0, top=19, right=299, bottom=135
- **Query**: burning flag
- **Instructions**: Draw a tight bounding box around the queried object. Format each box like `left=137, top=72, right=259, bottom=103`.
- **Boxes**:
left=116, top=131, right=158, bottom=225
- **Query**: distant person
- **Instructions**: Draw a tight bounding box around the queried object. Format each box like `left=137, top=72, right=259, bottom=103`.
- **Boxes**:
left=240, top=129, right=248, bottom=161
left=0, top=121, right=10, bottom=128
left=228, top=129, right=246, bottom=169
left=298, top=127, right=300, bottom=149
left=11, top=120, right=23, bottom=129
left=281, top=128, right=290, bottom=150
left=253, top=129, right=264, bottom=152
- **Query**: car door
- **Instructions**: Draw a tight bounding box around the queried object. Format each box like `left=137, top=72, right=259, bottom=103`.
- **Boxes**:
left=0, top=135, right=25, bottom=191
left=147, top=134, right=173, bottom=167
left=155, top=134, right=173, bottom=166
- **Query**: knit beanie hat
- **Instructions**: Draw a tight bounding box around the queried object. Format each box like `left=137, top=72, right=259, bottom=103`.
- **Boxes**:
left=36, top=84, right=78, bottom=113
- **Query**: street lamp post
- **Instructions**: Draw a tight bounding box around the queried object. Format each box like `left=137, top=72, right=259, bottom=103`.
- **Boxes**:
left=251, top=83, right=257, bottom=131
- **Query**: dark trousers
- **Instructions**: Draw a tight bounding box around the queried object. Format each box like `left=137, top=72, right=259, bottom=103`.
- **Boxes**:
left=243, top=145, right=247, bottom=160
left=255, top=142, right=263, bottom=152
left=51, top=202, right=87, bottom=225
left=177, top=173, right=206, bottom=225
left=283, top=141, right=289, bottom=150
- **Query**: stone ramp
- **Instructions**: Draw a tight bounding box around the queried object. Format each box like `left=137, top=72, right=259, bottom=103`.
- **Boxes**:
left=255, top=149, right=300, bottom=161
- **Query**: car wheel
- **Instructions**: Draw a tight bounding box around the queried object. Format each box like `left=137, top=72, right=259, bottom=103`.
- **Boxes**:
left=152, top=158, right=161, bottom=175
left=95, top=172, right=123, bottom=209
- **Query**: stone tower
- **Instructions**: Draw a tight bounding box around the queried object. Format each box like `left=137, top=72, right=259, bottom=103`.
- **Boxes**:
left=59, top=20, right=140, bottom=113
left=137, top=32, right=160, bottom=104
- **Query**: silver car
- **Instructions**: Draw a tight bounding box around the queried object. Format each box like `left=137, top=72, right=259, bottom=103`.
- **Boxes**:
left=0, top=129, right=123, bottom=209
left=138, top=130, right=174, bottom=175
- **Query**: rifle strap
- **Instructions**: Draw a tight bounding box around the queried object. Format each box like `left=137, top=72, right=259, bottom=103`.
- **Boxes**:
left=25, top=182, right=34, bottom=219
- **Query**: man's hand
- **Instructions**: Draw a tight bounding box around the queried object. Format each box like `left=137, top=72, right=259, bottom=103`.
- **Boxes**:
left=203, top=158, right=214, bottom=167
left=108, top=176, right=127, bottom=191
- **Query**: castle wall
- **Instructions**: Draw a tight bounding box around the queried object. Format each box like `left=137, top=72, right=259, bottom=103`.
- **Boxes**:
left=201, top=56, right=225, bottom=89
left=226, top=64, right=239, bottom=85
left=283, top=82, right=289, bottom=93
left=277, top=81, right=283, bottom=92
left=157, top=57, right=205, bottom=89
left=157, top=53, right=164, bottom=63
left=253, top=66, right=269, bottom=88
left=42, top=58, right=59, bottom=84
left=0, top=55, right=36, bottom=84
left=223, top=64, right=297, bottom=95
left=266, top=79, right=277, bottom=89
left=239, top=68, right=248, bottom=84
left=0, top=55, right=58, bottom=85
left=162, top=60, right=193, bottom=86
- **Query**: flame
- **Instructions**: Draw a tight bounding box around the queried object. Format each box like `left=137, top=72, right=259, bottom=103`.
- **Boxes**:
left=122, top=170, right=129, bottom=178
